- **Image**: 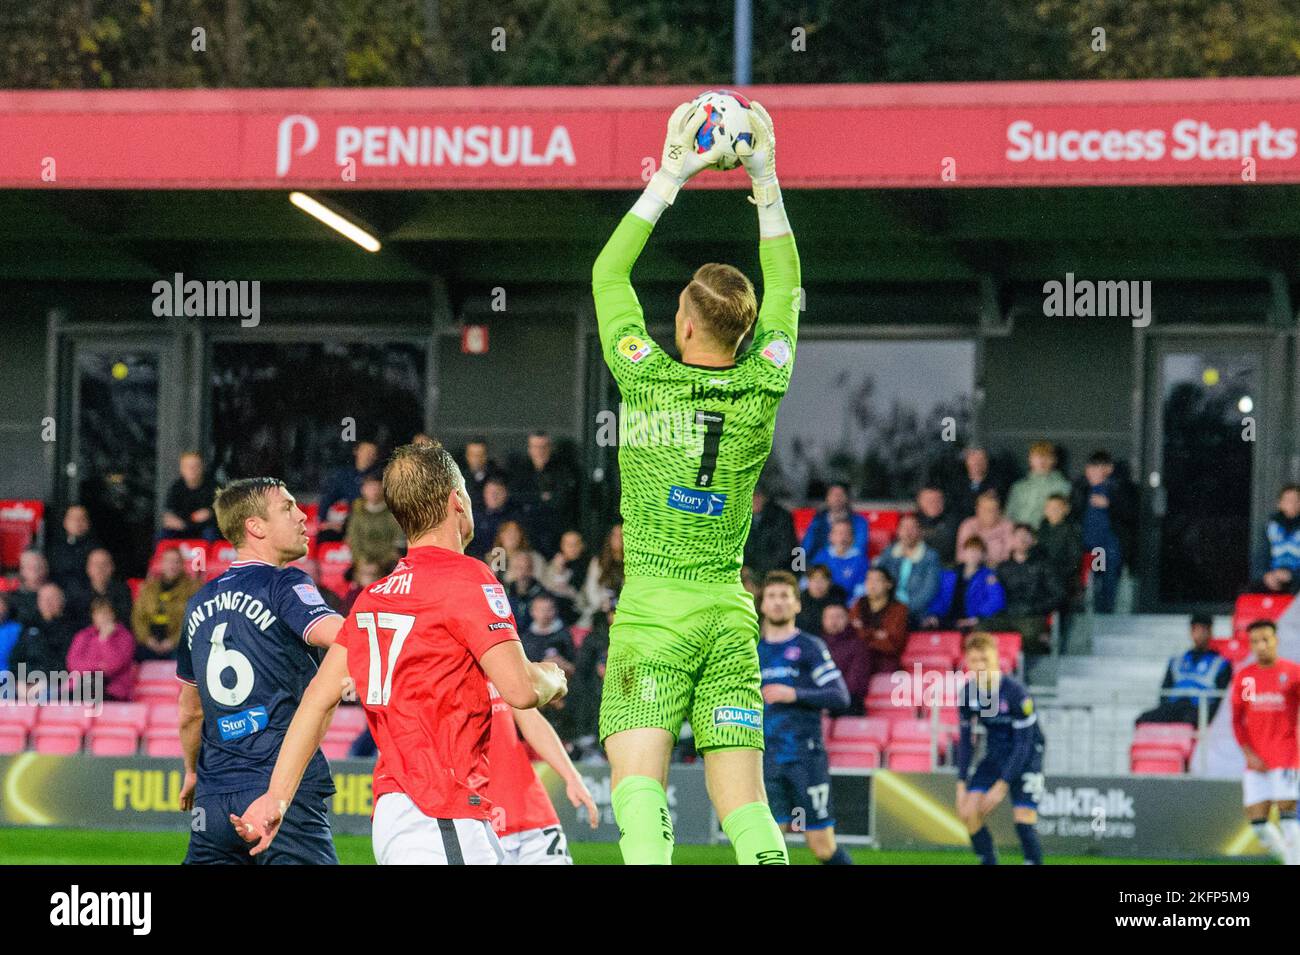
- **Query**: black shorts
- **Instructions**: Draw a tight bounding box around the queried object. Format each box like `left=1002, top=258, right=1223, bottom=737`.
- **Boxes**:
left=764, top=750, right=835, bottom=831
left=967, top=743, right=1046, bottom=810
left=184, top=788, right=338, bottom=865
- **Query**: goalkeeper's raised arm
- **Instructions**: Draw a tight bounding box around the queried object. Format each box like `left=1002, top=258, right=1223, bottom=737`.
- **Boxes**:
left=735, top=101, right=801, bottom=351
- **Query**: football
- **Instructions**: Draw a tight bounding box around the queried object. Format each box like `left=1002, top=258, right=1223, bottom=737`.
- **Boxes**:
left=691, top=88, right=755, bottom=171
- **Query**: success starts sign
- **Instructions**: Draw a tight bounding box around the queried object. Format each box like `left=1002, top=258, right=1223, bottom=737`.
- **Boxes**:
left=3, top=77, right=1300, bottom=189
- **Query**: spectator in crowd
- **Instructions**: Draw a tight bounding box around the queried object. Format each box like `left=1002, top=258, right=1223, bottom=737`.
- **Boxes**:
left=546, top=529, right=593, bottom=623
left=1070, top=449, right=1137, bottom=613
left=874, top=513, right=943, bottom=627
left=521, top=592, right=577, bottom=678
left=344, top=473, right=404, bottom=567
left=812, top=517, right=871, bottom=603
left=819, top=602, right=868, bottom=715
left=504, top=550, right=553, bottom=632
left=993, top=524, right=1061, bottom=653
left=11, top=583, right=77, bottom=676
left=468, top=476, right=521, bottom=561
left=511, top=430, right=578, bottom=558
left=318, top=440, right=380, bottom=542
left=948, top=446, right=1008, bottom=521
left=67, top=597, right=137, bottom=702
left=11, top=550, right=50, bottom=626
left=853, top=567, right=909, bottom=684
left=0, top=594, right=21, bottom=674
left=923, top=537, right=1006, bottom=632
left=340, top=558, right=384, bottom=616
left=800, top=482, right=869, bottom=561
left=489, top=520, right=547, bottom=582
left=1005, top=441, right=1071, bottom=530
left=955, top=490, right=1015, bottom=566
left=459, top=436, right=504, bottom=510
left=1249, top=485, right=1300, bottom=595
left=1135, top=614, right=1232, bottom=728
left=131, top=547, right=202, bottom=661
left=914, top=485, right=958, bottom=565
left=745, top=484, right=798, bottom=578
left=66, top=548, right=133, bottom=631
left=47, top=504, right=99, bottom=587
left=296, top=556, right=343, bottom=613
left=567, top=608, right=612, bottom=758
left=583, top=524, right=624, bottom=617
left=1036, top=494, right=1083, bottom=610
left=161, top=451, right=219, bottom=541
left=795, top=564, right=848, bottom=634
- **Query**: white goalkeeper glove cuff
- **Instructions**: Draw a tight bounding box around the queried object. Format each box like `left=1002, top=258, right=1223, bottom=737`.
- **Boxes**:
left=631, top=174, right=676, bottom=224
left=752, top=180, right=790, bottom=238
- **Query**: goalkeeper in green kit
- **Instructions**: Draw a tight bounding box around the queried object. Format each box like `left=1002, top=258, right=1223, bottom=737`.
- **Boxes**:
left=592, top=97, right=799, bottom=865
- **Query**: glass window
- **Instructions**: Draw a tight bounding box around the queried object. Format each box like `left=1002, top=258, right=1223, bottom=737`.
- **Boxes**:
left=209, top=341, right=426, bottom=496
left=768, top=339, right=976, bottom=500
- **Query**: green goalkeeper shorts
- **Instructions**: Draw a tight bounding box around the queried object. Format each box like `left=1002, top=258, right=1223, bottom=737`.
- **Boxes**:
left=599, top=576, right=764, bottom=752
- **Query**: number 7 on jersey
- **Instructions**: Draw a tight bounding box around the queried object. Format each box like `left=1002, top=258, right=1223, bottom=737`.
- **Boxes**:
left=357, top=612, right=416, bottom=706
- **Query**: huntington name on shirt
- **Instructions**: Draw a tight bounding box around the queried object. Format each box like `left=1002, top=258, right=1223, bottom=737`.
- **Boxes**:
left=185, top=589, right=279, bottom=637
left=49, top=885, right=151, bottom=936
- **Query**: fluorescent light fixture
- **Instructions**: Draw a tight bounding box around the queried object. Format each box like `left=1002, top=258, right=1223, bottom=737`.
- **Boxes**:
left=289, top=191, right=381, bottom=252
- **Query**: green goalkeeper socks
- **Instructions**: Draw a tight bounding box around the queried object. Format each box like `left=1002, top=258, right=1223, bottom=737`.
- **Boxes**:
left=612, top=776, right=674, bottom=865
left=721, top=802, right=789, bottom=865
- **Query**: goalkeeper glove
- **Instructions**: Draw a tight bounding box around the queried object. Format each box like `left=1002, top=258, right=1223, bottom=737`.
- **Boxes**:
left=735, top=100, right=780, bottom=206
left=646, top=102, right=725, bottom=205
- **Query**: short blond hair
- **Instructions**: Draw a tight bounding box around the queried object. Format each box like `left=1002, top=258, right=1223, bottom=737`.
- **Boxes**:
left=384, top=441, right=463, bottom=540
left=684, top=263, right=757, bottom=348
left=964, top=632, right=999, bottom=660
left=214, top=478, right=284, bottom=547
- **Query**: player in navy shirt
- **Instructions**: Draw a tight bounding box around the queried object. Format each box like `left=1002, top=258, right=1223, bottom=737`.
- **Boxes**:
left=177, top=478, right=344, bottom=864
left=757, top=571, right=853, bottom=865
left=954, top=632, right=1046, bottom=865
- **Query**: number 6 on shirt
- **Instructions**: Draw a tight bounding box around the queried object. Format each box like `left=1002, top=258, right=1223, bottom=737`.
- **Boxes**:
left=357, top=612, right=416, bottom=706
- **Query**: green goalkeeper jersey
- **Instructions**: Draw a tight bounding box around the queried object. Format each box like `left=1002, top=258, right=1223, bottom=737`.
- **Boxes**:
left=592, top=211, right=801, bottom=583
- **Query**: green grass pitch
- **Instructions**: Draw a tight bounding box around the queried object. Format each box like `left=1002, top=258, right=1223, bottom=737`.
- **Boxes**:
left=0, top=828, right=1253, bottom=865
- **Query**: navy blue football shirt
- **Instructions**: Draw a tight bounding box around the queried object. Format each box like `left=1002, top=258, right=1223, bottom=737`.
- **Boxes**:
left=177, top=559, right=342, bottom=797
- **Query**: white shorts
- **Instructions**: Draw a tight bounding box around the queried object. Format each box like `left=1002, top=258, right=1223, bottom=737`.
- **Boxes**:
left=1242, top=768, right=1300, bottom=806
left=499, top=824, right=573, bottom=865
left=372, top=792, right=505, bottom=865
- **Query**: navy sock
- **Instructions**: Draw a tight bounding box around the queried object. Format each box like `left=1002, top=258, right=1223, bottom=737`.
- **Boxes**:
left=1015, top=821, right=1043, bottom=865
left=970, top=826, right=998, bottom=865
left=821, top=846, right=853, bottom=865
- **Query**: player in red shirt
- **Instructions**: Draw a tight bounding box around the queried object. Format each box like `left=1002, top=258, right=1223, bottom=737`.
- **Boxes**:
left=486, top=681, right=599, bottom=864
left=1230, top=619, right=1300, bottom=864
left=232, top=441, right=567, bottom=865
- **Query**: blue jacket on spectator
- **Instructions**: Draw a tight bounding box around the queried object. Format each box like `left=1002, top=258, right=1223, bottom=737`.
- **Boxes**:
left=811, top=544, right=870, bottom=602
left=319, top=465, right=377, bottom=523
left=1259, top=511, right=1300, bottom=577
left=875, top=543, right=942, bottom=626
left=0, top=619, right=20, bottom=673
left=801, top=511, right=870, bottom=566
left=926, top=568, right=1006, bottom=622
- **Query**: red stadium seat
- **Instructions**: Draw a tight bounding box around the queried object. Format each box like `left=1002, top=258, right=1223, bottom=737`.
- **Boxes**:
left=138, top=660, right=178, bottom=684
left=143, top=729, right=183, bottom=758
left=316, top=542, right=353, bottom=599
left=1132, top=722, right=1196, bottom=758
left=149, top=702, right=180, bottom=728
left=329, top=705, right=368, bottom=734
left=890, top=718, right=952, bottom=756
left=831, top=716, right=891, bottom=749
left=1233, top=593, right=1294, bottom=637
left=96, top=702, right=150, bottom=734
left=134, top=683, right=181, bottom=704
left=87, top=726, right=140, bottom=756
left=904, top=630, right=963, bottom=662
left=0, top=499, right=44, bottom=570
left=127, top=577, right=144, bottom=600
left=828, top=743, right=880, bottom=769
left=0, top=706, right=40, bottom=732
left=37, top=707, right=91, bottom=731
left=0, top=725, right=26, bottom=753
left=149, top=540, right=209, bottom=579
left=0, top=575, right=19, bottom=592
left=32, top=725, right=83, bottom=754
left=206, top=541, right=239, bottom=580
left=1130, top=747, right=1185, bottom=774
left=865, top=672, right=917, bottom=719
left=865, top=509, right=909, bottom=559
left=1209, top=636, right=1251, bottom=664
left=885, top=742, right=934, bottom=772
left=321, top=738, right=352, bottom=760
left=302, top=502, right=321, bottom=540
left=791, top=507, right=816, bottom=540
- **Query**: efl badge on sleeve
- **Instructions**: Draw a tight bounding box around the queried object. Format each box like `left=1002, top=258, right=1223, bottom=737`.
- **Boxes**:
left=481, top=583, right=511, bottom=619
left=618, top=335, right=653, bottom=363
left=761, top=339, right=791, bottom=368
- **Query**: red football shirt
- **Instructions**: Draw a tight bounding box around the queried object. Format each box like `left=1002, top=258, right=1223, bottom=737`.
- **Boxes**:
left=484, top=681, right=560, bottom=835
left=335, top=546, right=521, bottom=821
left=1231, top=659, right=1300, bottom=770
